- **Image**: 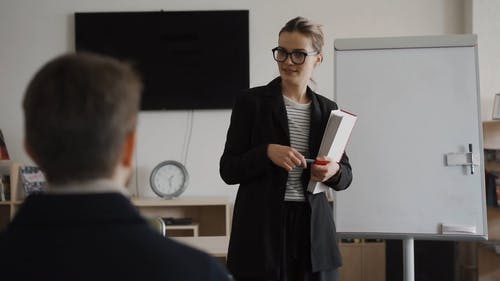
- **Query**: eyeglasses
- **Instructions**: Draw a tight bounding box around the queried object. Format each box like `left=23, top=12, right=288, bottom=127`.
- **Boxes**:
left=272, top=47, right=318, bottom=65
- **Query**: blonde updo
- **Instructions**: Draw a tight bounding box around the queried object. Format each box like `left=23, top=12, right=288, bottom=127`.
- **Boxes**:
left=279, top=16, right=324, bottom=53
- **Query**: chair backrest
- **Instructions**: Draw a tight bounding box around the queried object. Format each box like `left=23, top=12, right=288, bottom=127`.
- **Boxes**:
left=148, top=216, right=166, bottom=237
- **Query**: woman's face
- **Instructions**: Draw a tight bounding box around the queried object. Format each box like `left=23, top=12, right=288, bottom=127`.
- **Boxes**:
left=276, top=31, right=322, bottom=88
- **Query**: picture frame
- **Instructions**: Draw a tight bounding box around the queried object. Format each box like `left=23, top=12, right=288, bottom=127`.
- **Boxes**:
left=19, top=166, right=47, bottom=195
left=493, top=93, right=500, bottom=120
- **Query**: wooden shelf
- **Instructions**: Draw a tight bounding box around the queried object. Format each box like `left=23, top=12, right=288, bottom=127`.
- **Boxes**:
left=1, top=162, right=232, bottom=259
left=172, top=236, right=229, bottom=257
left=479, top=127, right=500, bottom=280
left=132, top=196, right=230, bottom=206
left=166, top=223, right=199, bottom=236
left=0, top=160, right=13, bottom=173
left=132, top=196, right=231, bottom=258
left=0, top=162, right=21, bottom=225
left=166, top=224, right=200, bottom=230
left=1, top=161, right=232, bottom=259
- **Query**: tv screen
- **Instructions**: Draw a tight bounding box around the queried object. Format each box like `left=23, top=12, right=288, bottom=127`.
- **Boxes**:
left=75, top=10, right=249, bottom=110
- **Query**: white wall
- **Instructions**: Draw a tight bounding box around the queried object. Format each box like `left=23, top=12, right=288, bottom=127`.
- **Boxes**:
left=0, top=0, right=466, bottom=199
left=472, top=0, right=500, bottom=121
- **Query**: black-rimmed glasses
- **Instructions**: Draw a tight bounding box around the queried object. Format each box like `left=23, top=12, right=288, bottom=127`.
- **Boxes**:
left=272, top=47, right=318, bottom=65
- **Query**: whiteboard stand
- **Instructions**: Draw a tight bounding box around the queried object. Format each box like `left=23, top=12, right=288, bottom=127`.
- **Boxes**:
left=334, top=34, right=488, bottom=278
left=404, top=237, right=415, bottom=281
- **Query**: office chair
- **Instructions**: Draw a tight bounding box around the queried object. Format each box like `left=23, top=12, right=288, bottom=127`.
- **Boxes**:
left=148, top=216, right=166, bottom=237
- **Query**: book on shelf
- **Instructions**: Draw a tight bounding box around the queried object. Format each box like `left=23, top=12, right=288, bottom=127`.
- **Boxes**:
left=307, top=109, right=357, bottom=194
left=497, top=177, right=500, bottom=207
left=486, top=171, right=500, bottom=207
left=19, top=166, right=47, bottom=195
left=0, top=175, right=10, bottom=201
left=0, top=129, right=10, bottom=160
left=0, top=176, right=5, bottom=201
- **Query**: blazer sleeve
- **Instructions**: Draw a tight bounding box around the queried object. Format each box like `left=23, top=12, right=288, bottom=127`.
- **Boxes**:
left=313, top=95, right=353, bottom=191
left=323, top=152, right=352, bottom=191
left=219, top=94, right=273, bottom=185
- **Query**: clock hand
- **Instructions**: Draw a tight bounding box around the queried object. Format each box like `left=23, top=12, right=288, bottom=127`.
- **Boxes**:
left=168, top=175, right=174, bottom=188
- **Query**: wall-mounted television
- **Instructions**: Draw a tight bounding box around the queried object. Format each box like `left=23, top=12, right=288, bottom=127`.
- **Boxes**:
left=75, top=10, right=249, bottom=110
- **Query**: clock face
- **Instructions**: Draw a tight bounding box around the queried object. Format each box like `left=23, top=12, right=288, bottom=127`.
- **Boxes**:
left=150, top=161, right=188, bottom=198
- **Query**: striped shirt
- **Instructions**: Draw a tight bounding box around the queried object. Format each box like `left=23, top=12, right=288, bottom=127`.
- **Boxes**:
left=283, top=95, right=311, bottom=202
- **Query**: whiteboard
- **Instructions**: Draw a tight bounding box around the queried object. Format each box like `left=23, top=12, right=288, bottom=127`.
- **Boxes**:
left=333, top=35, right=487, bottom=240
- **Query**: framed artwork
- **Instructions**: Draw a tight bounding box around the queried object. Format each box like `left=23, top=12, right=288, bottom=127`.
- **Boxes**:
left=19, top=166, right=47, bottom=195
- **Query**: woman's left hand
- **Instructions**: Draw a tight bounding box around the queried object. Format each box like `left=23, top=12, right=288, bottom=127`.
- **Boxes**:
left=310, top=156, right=340, bottom=182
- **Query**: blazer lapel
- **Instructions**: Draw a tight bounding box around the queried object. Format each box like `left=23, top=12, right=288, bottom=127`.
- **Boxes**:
left=265, top=79, right=290, bottom=143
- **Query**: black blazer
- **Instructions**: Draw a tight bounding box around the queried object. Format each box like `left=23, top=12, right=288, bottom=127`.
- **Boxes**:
left=0, top=192, right=230, bottom=281
left=220, top=77, right=353, bottom=280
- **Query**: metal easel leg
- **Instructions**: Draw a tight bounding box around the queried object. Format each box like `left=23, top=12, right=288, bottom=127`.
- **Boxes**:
left=404, top=237, right=415, bottom=281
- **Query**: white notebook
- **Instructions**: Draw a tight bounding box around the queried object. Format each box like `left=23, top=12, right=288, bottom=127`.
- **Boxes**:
left=307, top=109, right=357, bottom=194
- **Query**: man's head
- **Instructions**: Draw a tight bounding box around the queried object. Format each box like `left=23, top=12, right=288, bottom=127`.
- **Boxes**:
left=23, top=53, right=142, bottom=184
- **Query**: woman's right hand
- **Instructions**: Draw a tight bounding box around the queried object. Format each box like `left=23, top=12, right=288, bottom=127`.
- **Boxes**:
left=267, top=144, right=306, bottom=172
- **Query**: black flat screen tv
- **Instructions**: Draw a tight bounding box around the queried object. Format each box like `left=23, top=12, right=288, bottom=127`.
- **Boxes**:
left=75, top=10, right=249, bottom=110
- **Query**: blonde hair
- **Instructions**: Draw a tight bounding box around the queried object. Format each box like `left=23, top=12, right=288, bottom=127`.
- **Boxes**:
left=279, top=16, right=324, bottom=53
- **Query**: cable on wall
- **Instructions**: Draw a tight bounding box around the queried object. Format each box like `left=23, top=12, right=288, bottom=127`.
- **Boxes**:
left=134, top=136, right=140, bottom=197
left=181, top=110, right=194, bottom=166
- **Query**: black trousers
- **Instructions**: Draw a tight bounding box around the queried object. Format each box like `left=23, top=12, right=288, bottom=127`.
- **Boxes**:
left=236, top=202, right=339, bottom=281
left=280, top=201, right=339, bottom=281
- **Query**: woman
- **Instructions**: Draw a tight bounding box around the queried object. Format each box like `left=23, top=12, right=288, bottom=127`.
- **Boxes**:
left=220, top=17, right=352, bottom=281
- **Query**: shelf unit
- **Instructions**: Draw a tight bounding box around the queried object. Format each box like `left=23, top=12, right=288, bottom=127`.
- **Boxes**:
left=1, top=161, right=232, bottom=259
left=166, top=223, right=200, bottom=237
left=477, top=121, right=500, bottom=280
left=476, top=207, right=500, bottom=281
left=131, top=196, right=231, bottom=259
left=0, top=161, right=21, bottom=230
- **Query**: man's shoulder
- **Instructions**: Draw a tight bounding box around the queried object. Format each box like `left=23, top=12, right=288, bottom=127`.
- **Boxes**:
left=0, top=231, right=8, bottom=253
left=0, top=228, right=230, bottom=281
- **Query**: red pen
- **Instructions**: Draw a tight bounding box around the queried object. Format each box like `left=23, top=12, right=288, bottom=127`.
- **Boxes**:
left=305, top=158, right=330, bottom=166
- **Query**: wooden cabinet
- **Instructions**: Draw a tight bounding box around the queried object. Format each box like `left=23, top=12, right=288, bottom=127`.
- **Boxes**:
left=478, top=207, right=500, bottom=281
left=339, top=240, right=386, bottom=281
left=486, top=207, right=500, bottom=241
left=477, top=243, right=500, bottom=281
left=131, top=197, right=231, bottom=259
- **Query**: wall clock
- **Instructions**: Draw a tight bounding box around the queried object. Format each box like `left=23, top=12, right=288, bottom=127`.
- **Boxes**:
left=149, top=160, right=188, bottom=199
